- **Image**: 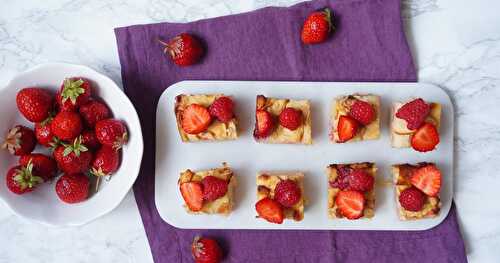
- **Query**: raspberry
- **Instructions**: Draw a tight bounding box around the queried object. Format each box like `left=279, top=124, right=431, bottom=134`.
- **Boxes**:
left=348, top=169, right=374, bottom=192
left=349, top=99, right=375, bottom=125
left=201, top=176, right=228, bottom=201
left=399, top=187, right=425, bottom=211
left=329, top=166, right=351, bottom=190
left=274, top=179, right=301, bottom=207
left=395, top=98, right=430, bottom=130
left=279, top=108, right=302, bottom=130
left=209, top=96, right=234, bottom=122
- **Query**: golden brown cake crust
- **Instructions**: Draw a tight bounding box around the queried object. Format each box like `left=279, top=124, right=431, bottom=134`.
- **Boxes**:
left=326, top=163, right=376, bottom=219
left=392, top=163, right=441, bottom=220
left=178, top=163, right=236, bottom=215
left=175, top=94, right=238, bottom=142
left=254, top=95, right=312, bottom=144
left=256, top=171, right=305, bottom=221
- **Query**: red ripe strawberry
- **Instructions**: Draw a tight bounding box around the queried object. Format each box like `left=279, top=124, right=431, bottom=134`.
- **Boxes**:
left=349, top=99, right=375, bottom=125
left=395, top=98, right=430, bottom=130
left=55, top=173, right=89, bottom=204
left=35, top=118, right=59, bottom=148
left=19, top=154, right=57, bottom=181
left=16, top=87, right=53, bottom=122
left=410, top=123, right=440, bottom=152
left=191, top=236, right=223, bottom=263
left=5, top=163, right=43, bottom=194
left=81, top=130, right=100, bottom=150
left=53, top=137, right=92, bottom=174
left=337, top=115, right=359, bottom=142
left=57, top=78, right=92, bottom=112
left=90, top=146, right=120, bottom=177
left=79, top=100, right=110, bottom=127
left=254, top=110, right=274, bottom=139
left=279, top=108, right=303, bottom=131
left=201, top=176, right=228, bottom=202
left=347, top=169, right=374, bottom=192
left=274, top=179, right=301, bottom=207
left=51, top=111, right=83, bottom=141
left=180, top=181, right=204, bottom=212
left=399, top=187, right=425, bottom=212
left=410, top=164, right=442, bottom=197
left=159, top=33, right=204, bottom=66
left=95, top=119, right=129, bottom=149
left=208, top=96, right=234, bottom=123
left=180, top=104, right=212, bottom=135
left=335, top=190, right=365, bottom=219
left=2, top=125, right=36, bottom=156
left=255, top=197, right=284, bottom=224
left=301, top=8, right=334, bottom=44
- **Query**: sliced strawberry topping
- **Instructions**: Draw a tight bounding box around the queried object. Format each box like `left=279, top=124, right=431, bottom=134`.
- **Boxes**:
left=349, top=99, right=375, bottom=125
left=337, top=115, right=359, bottom=143
left=399, top=187, right=425, bottom=211
left=274, top=179, right=301, bottom=207
left=181, top=104, right=212, bottom=134
left=410, top=164, right=442, bottom=197
left=179, top=182, right=204, bottom=211
left=410, top=123, right=440, bottom=152
left=279, top=107, right=303, bottom=131
left=395, top=98, right=430, bottom=130
left=209, top=96, right=234, bottom=123
left=254, top=110, right=274, bottom=139
left=336, top=190, right=365, bottom=219
left=201, top=176, right=228, bottom=202
left=255, top=197, right=284, bottom=224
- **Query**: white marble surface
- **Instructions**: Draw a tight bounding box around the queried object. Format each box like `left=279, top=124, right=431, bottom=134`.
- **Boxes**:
left=0, top=0, right=499, bottom=262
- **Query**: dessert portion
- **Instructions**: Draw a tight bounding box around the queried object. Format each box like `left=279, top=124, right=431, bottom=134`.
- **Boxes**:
left=391, top=98, right=441, bottom=152
left=175, top=94, right=237, bottom=142
left=330, top=94, right=380, bottom=143
left=253, top=95, right=312, bottom=144
left=178, top=163, right=236, bottom=215
left=326, top=163, right=376, bottom=219
left=255, top=171, right=305, bottom=224
left=393, top=163, right=442, bottom=220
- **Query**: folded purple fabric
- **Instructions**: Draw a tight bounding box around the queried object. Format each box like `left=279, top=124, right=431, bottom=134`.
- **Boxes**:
left=115, top=0, right=467, bottom=262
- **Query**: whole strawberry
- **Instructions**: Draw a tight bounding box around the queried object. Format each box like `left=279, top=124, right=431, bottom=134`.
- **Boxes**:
left=35, top=118, right=58, bottom=148
left=81, top=130, right=100, bottom=150
left=191, top=236, right=223, bottom=263
left=2, top=125, right=36, bottom=156
left=51, top=111, right=83, bottom=141
left=5, top=162, right=43, bottom=195
left=56, top=78, right=92, bottom=112
left=79, top=100, right=110, bottom=127
left=301, top=8, right=334, bottom=44
left=95, top=119, right=128, bottom=149
left=55, top=173, right=89, bottom=204
left=16, top=87, right=53, bottom=122
left=90, top=146, right=120, bottom=177
left=159, top=33, right=204, bottom=66
left=19, top=153, right=57, bottom=181
left=53, top=137, right=92, bottom=174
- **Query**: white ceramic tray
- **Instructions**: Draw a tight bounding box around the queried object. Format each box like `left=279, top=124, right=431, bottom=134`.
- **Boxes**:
left=155, top=81, right=453, bottom=230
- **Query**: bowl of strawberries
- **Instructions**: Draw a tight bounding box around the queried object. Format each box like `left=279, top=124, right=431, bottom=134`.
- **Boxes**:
left=0, top=63, right=143, bottom=226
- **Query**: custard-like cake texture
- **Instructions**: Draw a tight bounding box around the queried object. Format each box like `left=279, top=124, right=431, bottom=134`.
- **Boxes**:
left=178, top=164, right=236, bottom=215
left=175, top=94, right=238, bottom=142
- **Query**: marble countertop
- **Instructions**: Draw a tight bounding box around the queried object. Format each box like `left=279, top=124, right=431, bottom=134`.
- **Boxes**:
left=1, top=0, right=499, bottom=262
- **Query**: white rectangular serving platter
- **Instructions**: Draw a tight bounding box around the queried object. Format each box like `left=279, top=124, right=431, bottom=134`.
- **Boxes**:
left=155, top=81, right=453, bottom=230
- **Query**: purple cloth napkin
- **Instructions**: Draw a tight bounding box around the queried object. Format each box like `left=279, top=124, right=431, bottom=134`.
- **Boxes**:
left=115, top=0, right=467, bottom=262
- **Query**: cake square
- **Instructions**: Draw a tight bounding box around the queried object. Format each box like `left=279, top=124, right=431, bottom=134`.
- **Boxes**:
left=178, top=163, right=236, bottom=215
left=330, top=94, right=380, bottom=143
left=390, top=99, right=441, bottom=148
left=392, top=163, right=441, bottom=220
left=253, top=95, right=312, bottom=144
left=256, top=171, right=305, bottom=222
left=326, top=163, right=376, bottom=219
left=175, top=94, right=238, bottom=142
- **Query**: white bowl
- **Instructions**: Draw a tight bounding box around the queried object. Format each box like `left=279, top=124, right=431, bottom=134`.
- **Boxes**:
left=0, top=63, right=143, bottom=227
